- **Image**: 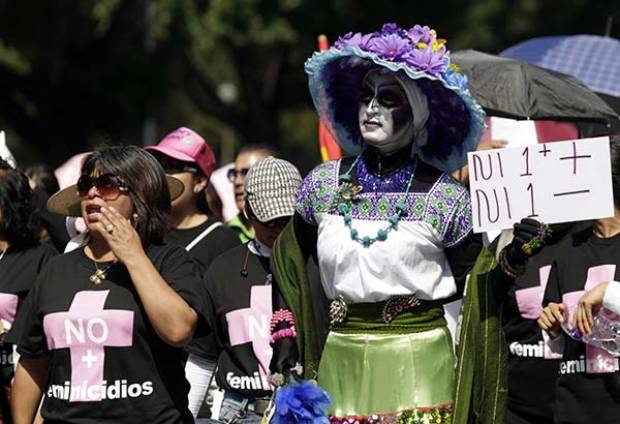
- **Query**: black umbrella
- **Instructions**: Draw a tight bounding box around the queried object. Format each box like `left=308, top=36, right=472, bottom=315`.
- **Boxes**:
left=451, top=49, right=620, bottom=125
left=577, top=92, right=620, bottom=137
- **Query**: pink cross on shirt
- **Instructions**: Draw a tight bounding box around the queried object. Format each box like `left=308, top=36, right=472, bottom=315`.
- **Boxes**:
left=515, top=265, right=561, bottom=359
left=0, top=293, right=18, bottom=327
left=226, top=286, right=273, bottom=382
left=43, top=290, right=134, bottom=401
left=515, top=265, right=552, bottom=320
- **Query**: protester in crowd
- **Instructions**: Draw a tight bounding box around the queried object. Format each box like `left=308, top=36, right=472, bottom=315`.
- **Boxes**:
left=20, top=164, right=69, bottom=251
left=8, top=146, right=204, bottom=424
left=227, top=145, right=279, bottom=243
left=25, top=165, right=60, bottom=196
left=202, top=157, right=301, bottom=423
left=480, top=220, right=579, bottom=424
left=146, top=127, right=240, bottom=274
left=538, top=134, right=620, bottom=424
left=146, top=127, right=240, bottom=417
left=269, top=24, right=504, bottom=423
left=0, top=160, right=58, bottom=423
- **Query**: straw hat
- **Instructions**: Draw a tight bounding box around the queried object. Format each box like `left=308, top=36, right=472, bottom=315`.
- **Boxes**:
left=46, top=175, right=184, bottom=217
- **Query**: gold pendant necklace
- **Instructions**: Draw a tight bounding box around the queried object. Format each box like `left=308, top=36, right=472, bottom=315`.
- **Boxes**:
left=89, top=261, right=116, bottom=285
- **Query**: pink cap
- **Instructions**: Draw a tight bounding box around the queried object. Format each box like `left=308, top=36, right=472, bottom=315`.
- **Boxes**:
left=145, top=127, right=216, bottom=179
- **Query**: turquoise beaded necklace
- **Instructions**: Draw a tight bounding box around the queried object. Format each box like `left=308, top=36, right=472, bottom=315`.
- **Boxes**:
left=335, top=154, right=417, bottom=248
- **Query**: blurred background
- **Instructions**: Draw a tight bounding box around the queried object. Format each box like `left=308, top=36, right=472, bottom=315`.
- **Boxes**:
left=0, top=0, right=618, bottom=173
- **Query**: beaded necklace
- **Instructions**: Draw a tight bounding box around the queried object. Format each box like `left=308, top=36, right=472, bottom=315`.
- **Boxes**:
left=335, top=154, right=417, bottom=247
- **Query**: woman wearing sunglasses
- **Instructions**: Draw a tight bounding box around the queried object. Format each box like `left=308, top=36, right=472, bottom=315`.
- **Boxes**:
left=8, top=146, right=204, bottom=424
left=0, top=159, right=58, bottom=422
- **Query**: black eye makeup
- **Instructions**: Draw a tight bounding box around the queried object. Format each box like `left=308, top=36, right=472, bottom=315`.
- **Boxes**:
left=376, top=87, right=406, bottom=108
left=360, top=85, right=374, bottom=104
left=359, top=83, right=406, bottom=108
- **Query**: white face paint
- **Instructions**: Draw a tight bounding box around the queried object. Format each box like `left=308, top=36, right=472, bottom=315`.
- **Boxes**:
left=358, top=70, right=414, bottom=155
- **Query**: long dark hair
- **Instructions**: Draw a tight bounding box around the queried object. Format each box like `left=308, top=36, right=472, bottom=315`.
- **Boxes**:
left=0, top=159, right=40, bottom=249
left=81, top=146, right=171, bottom=246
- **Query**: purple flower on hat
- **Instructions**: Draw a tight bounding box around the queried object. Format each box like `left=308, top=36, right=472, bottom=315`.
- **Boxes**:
left=404, top=46, right=448, bottom=76
left=408, top=25, right=435, bottom=45
left=380, top=22, right=408, bottom=37
left=368, top=33, right=410, bottom=60
left=334, top=32, right=375, bottom=50
left=381, top=23, right=400, bottom=34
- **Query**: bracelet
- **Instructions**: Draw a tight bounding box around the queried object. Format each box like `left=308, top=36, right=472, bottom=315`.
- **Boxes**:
left=498, top=248, right=526, bottom=278
left=270, top=327, right=297, bottom=345
left=270, top=309, right=295, bottom=332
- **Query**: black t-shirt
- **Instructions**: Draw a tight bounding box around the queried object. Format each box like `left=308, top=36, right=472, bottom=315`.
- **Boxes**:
left=495, top=231, right=579, bottom=421
left=544, top=226, right=620, bottom=424
left=7, top=244, right=204, bottom=424
left=164, top=218, right=240, bottom=276
left=164, top=218, right=240, bottom=360
left=204, top=244, right=273, bottom=398
left=0, top=243, right=58, bottom=379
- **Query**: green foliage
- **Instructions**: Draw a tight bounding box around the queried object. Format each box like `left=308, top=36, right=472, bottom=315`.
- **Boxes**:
left=0, top=0, right=618, bottom=169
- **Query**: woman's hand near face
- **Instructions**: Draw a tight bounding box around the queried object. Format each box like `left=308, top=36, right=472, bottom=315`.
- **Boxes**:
left=96, top=206, right=196, bottom=345
left=96, top=206, right=145, bottom=264
left=538, top=302, right=566, bottom=339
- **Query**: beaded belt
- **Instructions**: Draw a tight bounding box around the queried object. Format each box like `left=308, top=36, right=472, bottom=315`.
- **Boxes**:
left=329, top=294, right=428, bottom=327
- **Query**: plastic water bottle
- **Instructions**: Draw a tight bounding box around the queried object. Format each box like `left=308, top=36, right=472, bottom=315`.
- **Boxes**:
left=562, top=308, right=620, bottom=355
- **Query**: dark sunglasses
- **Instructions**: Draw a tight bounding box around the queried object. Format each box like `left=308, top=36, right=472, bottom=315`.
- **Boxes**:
left=77, top=174, right=129, bottom=200
left=227, top=168, right=250, bottom=182
left=157, top=157, right=198, bottom=175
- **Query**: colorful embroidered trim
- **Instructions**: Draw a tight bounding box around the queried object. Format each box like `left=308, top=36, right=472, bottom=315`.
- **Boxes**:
left=295, top=159, right=472, bottom=247
left=270, top=309, right=296, bottom=332
left=336, top=155, right=418, bottom=247
left=329, top=403, right=453, bottom=424
left=270, top=327, right=297, bottom=345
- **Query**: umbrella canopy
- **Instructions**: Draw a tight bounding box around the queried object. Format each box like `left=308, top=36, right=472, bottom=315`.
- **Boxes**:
left=451, top=49, right=619, bottom=124
left=501, top=35, right=620, bottom=97
left=500, top=36, right=620, bottom=137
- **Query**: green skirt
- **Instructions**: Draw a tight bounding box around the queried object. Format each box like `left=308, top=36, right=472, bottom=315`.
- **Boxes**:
left=317, top=301, right=455, bottom=423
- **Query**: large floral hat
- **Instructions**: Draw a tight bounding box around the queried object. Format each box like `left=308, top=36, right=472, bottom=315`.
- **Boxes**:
left=305, top=23, right=485, bottom=172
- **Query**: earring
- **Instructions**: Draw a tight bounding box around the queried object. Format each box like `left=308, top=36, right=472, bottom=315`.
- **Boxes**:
left=132, top=213, right=138, bottom=221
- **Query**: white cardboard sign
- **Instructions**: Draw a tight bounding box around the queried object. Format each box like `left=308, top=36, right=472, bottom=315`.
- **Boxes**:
left=468, top=137, right=614, bottom=233
left=490, top=117, right=538, bottom=148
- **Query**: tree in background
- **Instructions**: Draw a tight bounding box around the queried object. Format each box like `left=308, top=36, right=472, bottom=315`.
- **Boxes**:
left=0, top=0, right=618, bottom=171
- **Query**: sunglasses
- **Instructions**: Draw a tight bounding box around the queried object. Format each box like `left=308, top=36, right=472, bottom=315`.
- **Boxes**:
left=227, top=168, right=250, bottom=182
left=157, top=157, right=198, bottom=175
left=77, top=174, right=129, bottom=200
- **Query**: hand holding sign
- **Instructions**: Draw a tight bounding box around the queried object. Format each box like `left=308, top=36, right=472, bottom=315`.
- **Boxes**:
left=468, top=137, right=614, bottom=233
left=505, top=218, right=552, bottom=263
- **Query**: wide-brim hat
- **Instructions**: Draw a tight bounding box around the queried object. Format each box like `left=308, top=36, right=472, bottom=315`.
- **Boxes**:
left=47, top=175, right=185, bottom=217
left=305, top=23, right=486, bottom=173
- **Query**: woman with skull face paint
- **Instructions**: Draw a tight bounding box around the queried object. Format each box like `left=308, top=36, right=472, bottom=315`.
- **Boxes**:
left=268, top=24, right=503, bottom=424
